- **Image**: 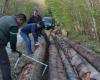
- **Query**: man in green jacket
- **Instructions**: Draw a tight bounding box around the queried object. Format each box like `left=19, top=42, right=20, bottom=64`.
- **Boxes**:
left=0, top=14, right=26, bottom=80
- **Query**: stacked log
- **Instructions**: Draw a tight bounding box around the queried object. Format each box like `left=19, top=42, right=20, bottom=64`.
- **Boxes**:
left=68, top=48, right=100, bottom=80
left=64, top=38, right=100, bottom=72
left=58, top=49, right=79, bottom=80
left=52, top=35, right=79, bottom=80
left=51, top=33, right=100, bottom=80
left=49, top=37, right=67, bottom=80
left=68, top=49, right=91, bottom=80
left=49, top=44, right=58, bottom=80
left=57, top=53, right=67, bottom=80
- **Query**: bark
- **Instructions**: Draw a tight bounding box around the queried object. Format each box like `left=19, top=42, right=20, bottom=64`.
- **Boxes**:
left=49, top=37, right=67, bottom=80
left=69, top=49, right=91, bottom=80
left=52, top=33, right=100, bottom=80
left=49, top=44, right=59, bottom=80
left=59, top=49, right=79, bottom=80
left=85, top=0, right=99, bottom=41
left=57, top=49, right=67, bottom=80
left=13, top=0, right=17, bottom=14
left=2, top=0, right=9, bottom=15
left=18, top=37, right=46, bottom=80
left=64, top=37, right=100, bottom=72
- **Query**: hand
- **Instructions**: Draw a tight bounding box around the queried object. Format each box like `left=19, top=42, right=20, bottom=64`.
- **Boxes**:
left=11, top=49, right=17, bottom=53
left=35, top=42, right=40, bottom=46
left=11, top=50, right=22, bottom=57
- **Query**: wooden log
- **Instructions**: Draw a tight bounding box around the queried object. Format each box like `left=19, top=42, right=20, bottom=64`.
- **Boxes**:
left=64, top=38, right=100, bottom=72
left=18, top=36, right=46, bottom=80
left=59, top=50, right=79, bottom=80
left=8, top=36, right=46, bottom=80
left=18, top=63, right=33, bottom=80
left=57, top=50, right=67, bottom=80
left=49, top=37, right=67, bottom=80
left=60, top=36, right=100, bottom=80
left=78, top=51, right=100, bottom=80
left=51, top=34, right=100, bottom=80
left=51, top=35, right=79, bottom=80
left=69, top=49, right=91, bottom=80
left=49, top=44, right=59, bottom=80
left=55, top=38, right=91, bottom=80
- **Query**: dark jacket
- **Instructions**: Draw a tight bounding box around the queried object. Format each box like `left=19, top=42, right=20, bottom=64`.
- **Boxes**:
left=21, top=23, right=44, bottom=42
left=0, top=16, right=18, bottom=51
left=27, top=15, right=42, bottom=24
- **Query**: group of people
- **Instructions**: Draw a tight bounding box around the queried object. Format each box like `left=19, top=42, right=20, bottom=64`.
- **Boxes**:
left=0, top=10, right=45, bottom=80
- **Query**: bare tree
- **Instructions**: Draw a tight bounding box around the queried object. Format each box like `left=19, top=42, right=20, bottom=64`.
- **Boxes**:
left=13, top=0, right=17, bottom=14
left=2, top=0, right=9, bottom=15
left=85, top=0, right=99, bottom=41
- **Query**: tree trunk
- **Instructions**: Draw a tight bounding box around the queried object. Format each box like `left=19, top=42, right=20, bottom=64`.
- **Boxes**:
left=85, top=0, right=99, bottom=41
left=2, top=0, right=9, bottom=15
left=64, top=38, right=100, bottom=72
left=49, top=37, right=67, bottom=80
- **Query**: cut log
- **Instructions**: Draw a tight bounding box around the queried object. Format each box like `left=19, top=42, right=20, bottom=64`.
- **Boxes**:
left=52, top=35, right=79, bottom=80
left=69, top=49, right=91, bottom=80
left=49, top=44, right=59, bottom=80
left=51, top=33, right=100, bottom=80
left=8, top=36, right=46, bottom=80
left=58, top=50, right=79, bottom=80
left=49, top=37, right=67, bottom=80
left=64, top=38, right=100, bottom=72
left=57, top=50, right=67, bottom=80
left=18, top=36, right=46, bottom=80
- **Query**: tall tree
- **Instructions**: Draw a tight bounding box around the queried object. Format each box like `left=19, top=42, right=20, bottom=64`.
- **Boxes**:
left=85, top=0, right=99, bottom=41
left=2, top=0, right=9, bottom=15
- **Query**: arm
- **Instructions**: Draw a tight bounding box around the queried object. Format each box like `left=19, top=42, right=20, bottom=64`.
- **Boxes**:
left=9, top=26, right=18, bottom=52
left=27, top=17, right=33, bottom=24
left=38, top=15, right=42, bottom=21
left=31, top=25, right=38, bottom=43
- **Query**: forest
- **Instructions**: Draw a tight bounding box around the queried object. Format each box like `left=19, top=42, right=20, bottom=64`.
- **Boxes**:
left=0, top=0, right=100, bottom=80
left=0, top=0, right=100, bottom=53
left=46, top=0, right=100, bottom=53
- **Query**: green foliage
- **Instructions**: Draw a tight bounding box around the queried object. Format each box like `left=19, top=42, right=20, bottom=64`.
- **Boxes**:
left=46, top=0, right=100, bottom=54
left=46, top=0, right=76, bottom=33
left=0, top=0, right=48, bottom=16
left=84, top=41, right=100, bottom=54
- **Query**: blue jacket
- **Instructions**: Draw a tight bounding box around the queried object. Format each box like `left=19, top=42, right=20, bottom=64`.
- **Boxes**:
left=21, top=23, right=43, bottom=42
left=21, top=23, right=38, bottom=34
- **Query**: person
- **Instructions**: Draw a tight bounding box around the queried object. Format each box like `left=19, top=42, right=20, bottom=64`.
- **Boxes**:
left=28, top=10, right=46, bottom=42
left=20, top=21, right=44, bottom=55
left=27, top=10, right=42, bottom=24
left=0, top=14, right=26, bottom=80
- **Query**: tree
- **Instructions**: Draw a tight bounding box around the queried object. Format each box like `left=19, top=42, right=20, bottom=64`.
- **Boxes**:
left=1, top=0, right=9, bottom=15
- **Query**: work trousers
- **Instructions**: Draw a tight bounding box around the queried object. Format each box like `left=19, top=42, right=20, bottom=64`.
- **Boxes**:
left=0, top=40, right=12, bottom=80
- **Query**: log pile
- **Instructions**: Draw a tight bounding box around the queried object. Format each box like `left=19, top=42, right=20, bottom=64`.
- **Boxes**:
left=51, top=32, right=100, bottom=80
left=64, top=38, right=100, bottom=72
left=0, top=30, right=100, bottom=80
